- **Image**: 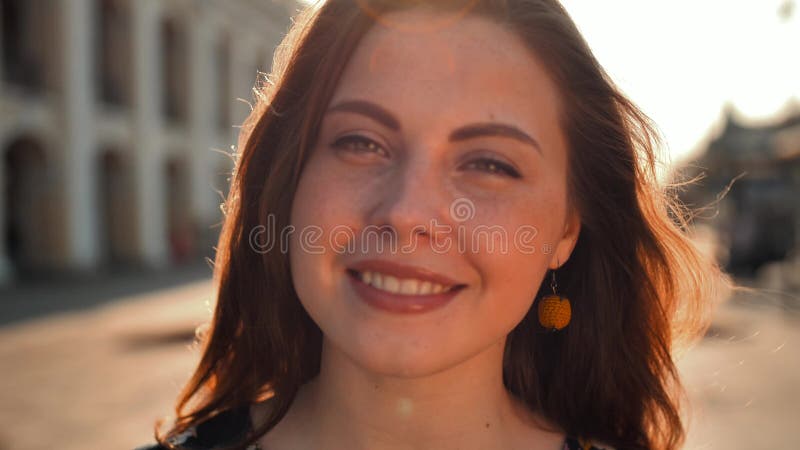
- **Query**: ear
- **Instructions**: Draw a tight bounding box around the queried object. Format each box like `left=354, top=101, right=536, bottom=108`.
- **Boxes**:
left=549, top=206, right=581, bottom=270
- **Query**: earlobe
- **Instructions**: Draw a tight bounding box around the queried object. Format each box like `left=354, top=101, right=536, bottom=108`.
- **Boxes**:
left=549, top=210, right=581, bottom=270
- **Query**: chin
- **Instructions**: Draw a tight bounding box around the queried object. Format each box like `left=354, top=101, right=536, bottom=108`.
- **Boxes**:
left=328, top=329, right=480, bottom=379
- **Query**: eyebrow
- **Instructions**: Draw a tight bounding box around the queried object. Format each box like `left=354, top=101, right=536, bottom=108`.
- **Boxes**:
left=326, top=99, right=543, bottom=155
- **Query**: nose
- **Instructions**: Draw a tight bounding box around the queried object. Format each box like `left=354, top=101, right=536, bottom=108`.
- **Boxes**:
left=365, top=157, right=455, bottom=251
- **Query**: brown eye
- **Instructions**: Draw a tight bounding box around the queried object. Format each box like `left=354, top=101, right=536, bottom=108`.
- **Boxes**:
left=331, top=135, right=389, bottom=158
left=464, top=157, right=521, bottom=179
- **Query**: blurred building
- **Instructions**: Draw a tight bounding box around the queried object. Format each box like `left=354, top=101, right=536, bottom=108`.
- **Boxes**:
left=679, top=101, right=800, bottom=275
left=0, top=0, right=298, bottom=284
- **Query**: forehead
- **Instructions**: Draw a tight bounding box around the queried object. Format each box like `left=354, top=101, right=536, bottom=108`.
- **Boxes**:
left=329, top=8, right=564, bottom=143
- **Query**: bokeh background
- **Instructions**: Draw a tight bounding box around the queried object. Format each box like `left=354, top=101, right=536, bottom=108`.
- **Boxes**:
left=0, top=0, right=797, bottom=449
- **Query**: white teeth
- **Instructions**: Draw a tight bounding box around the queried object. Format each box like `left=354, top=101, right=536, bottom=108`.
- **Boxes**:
left=357, top=271, right=456, bottom=296
left=383, top=275, right=400, bottom=293
left=399, top=279, right=419, bottom=295
left=418, top=281, right=432, bottom=295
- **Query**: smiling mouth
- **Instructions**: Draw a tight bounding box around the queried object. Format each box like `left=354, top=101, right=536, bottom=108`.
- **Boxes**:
left=346, top=269, right=467, bottom=296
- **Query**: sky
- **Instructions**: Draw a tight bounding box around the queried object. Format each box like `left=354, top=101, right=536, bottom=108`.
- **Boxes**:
left=299, top=0, right=800, bottom=164
left=559, top=0, right=800, bottom=163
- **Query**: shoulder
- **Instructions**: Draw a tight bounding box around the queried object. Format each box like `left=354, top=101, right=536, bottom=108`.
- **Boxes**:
left=132, top=405, right=256, bottom=450
left=563, top=436, right=616, bottom=450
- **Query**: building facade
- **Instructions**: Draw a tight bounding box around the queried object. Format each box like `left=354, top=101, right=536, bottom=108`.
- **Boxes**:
left=678, top=102, right=800, bottom=275
left=0, top=0, right=298, bottom=283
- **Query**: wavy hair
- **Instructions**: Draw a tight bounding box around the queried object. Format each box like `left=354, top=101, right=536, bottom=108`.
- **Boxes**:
left=154, top=1, right=729, bottom=449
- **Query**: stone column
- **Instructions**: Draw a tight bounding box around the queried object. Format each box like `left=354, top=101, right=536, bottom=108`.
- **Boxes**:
left=0, top=3, right=7, bottom=283
left=60, top=0, right=100, bottom=271
left=0, top=135, right=10, bottom=284
left=228, top=33, right=258, bottom=146
left=188, top=7, right=219, bottom=253
left=132, top=0, right=168, bottom=267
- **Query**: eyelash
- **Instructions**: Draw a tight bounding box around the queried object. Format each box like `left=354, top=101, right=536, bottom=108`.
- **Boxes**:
left=331, top=135, right=389, bottom=158
left=331, top=135, right=521, bottom=179
left=462, top=157, right=521, bottom=179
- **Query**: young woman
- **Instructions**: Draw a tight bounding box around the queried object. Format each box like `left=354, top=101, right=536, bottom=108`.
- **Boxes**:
left=137, top=0, right=727, bottom=449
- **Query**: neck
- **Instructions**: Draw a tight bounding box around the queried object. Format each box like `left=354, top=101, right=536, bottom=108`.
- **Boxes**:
left=262, top=336, right=561, bottom=450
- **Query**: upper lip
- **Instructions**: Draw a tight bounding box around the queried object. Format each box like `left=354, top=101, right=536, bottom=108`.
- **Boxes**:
left=347, top=259, right=466, bottom=287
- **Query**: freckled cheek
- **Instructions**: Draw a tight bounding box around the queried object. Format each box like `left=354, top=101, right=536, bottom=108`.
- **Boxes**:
left=296, top=185, right=366, bottom=251
left=466, top=204, right=548, bottom=254
left=464, top=205, right=556, bottom=283
left=519, top=187, right=567, bottom=245
left=469, top=251, right=542, bottom=332
left=477, top=240, right=543, bottom=287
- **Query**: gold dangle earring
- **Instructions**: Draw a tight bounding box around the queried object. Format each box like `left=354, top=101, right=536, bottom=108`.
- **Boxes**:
left=537, top=263, right=571, bottom=331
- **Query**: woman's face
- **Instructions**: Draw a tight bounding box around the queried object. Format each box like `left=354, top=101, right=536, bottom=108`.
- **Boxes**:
left=288, top=8, right=580, bottom=377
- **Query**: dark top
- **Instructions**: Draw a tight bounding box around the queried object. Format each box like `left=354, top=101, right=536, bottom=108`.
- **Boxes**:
left=134, top=405, right=613, bottom=450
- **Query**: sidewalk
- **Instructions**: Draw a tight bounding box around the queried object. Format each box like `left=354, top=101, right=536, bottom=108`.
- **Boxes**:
left=0, top=272, right=798, bottom=449
left=678, top=289, right=800, bottom=449
left=0, top=263, right=213, bottom=326
left=0, top=269, right=215, bottom=450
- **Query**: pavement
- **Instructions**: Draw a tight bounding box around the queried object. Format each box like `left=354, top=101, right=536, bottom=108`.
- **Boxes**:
left=679, top=288, right=800, bottom=449
left=0, top=265, right=215, bottom=450
left=0, top=266, right=798, bottom=450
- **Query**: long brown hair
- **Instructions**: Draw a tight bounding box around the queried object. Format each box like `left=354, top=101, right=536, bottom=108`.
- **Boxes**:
left=154, top=1, right=728, bottom=449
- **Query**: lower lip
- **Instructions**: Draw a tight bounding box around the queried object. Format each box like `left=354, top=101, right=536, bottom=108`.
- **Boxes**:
left=347, top=271, right=463, bottom=314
